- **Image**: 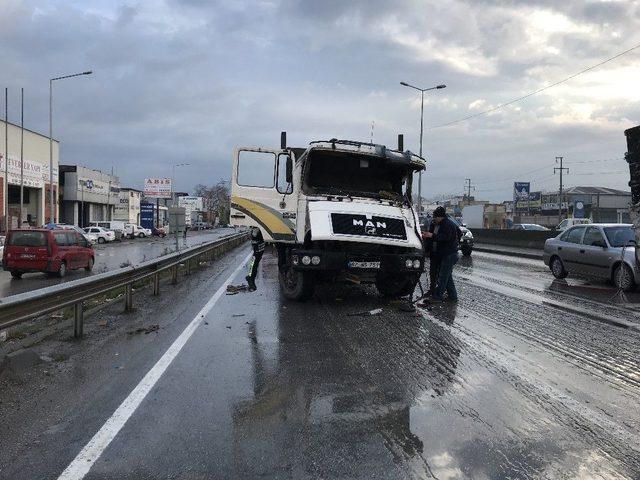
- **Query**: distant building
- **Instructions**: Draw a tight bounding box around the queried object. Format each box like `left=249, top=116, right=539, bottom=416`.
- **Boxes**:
left=1, top=120, right=60, bottom=230
left=59, top=165, right=120, bottom=227
left=113, top=188, right=142, bottom=225
left=178, top=196, right=206, bottom=226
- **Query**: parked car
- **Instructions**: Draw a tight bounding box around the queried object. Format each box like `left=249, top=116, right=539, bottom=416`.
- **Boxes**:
left=543, top=223, right=638, bottom=291
left=0, top=235, right=5, bottom=265
left=420, top=214, right=474, bottom=257
left=152, top=226, right=167, bottom=237
left=84, top=226, right=116, bottom=244
left=556, top=218, right=591, bottom=232
left=135, top=226, right=152, bottom=238
left=45, top=223, right=97, bottom=245
left=2, top=228, right=94, bottom=278
left=513, top=223, right=549, bottom=231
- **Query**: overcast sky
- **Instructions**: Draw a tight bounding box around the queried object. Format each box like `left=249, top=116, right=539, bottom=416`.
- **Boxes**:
left=1, top=0, right=639, bottom=201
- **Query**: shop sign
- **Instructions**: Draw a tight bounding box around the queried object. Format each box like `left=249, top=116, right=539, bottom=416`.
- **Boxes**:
left=144, top=178, right=172, bottom=198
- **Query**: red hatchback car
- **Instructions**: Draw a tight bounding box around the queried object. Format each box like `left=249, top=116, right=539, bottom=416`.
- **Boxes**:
left=2, top=229, right=94, bottom=278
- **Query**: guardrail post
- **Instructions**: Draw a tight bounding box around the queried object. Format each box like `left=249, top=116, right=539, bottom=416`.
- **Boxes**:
left=125, top=283, right=133, bottom=312
left=171, top=265, right=178, bottom=284
left=74, top=303, right=84, bottom=338
left=186, top=259, right=192, bottom=275
left=153, top=273, right=160, bottom=295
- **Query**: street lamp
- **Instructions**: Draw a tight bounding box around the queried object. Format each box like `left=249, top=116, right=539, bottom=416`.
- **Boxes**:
left=49, top=70, right=92, bottom=225
left=399, top=81, right=446, bottom=212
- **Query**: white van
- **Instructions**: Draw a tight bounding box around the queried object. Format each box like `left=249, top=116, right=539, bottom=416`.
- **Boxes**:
left=556, top=218, right=591, bottom=232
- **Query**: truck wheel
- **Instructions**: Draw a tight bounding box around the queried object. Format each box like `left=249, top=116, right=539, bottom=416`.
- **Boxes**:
left=10, top=270, right=22, bottom=279
left=461, top=246, right=472, bottom=256
left=613, top=263, right=635, bottom=292
left=279, top=266, right=315, bottom=301
left=58, top=261, right=67, bottom=278
left=85, top=257, right=94, bottom=272
left=376, top=274, right=419, bottom=298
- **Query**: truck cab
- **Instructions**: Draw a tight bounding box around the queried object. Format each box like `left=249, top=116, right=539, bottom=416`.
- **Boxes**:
left=230, top=135, right=425, bottom=300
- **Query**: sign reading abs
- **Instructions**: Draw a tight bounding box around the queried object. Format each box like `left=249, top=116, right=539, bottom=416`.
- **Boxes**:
left=331, top=213, right=406, bottom=240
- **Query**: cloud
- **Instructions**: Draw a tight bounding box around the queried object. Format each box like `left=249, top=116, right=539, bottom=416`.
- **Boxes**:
left=0, top=0, right=637, bottom=200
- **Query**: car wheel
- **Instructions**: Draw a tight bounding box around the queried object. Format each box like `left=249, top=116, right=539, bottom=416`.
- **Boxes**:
left=58, top=261, right=67, bottom=278
left=10, top=270, right=22, bottom=279
left=461, top=246, right=472, bottom=257
left=97, top=237, right=105, bottom=244
left=613, top=263, right=635, bottom=292
left=139, top=233, right=146, bottom=238
left=550, top=256, right=568, bottom=279
left=85, top=257, right=94, bottom=271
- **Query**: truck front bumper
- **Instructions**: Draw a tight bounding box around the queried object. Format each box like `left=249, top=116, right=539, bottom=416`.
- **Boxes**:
left=290, top=249, right=424, bottom=274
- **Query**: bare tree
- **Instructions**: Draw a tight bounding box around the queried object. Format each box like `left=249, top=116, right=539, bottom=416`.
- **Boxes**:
left=193, top=179, right=230, bottom=224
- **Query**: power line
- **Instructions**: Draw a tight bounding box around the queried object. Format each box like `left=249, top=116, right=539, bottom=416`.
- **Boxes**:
left=429, top=41, right=640, bottom=129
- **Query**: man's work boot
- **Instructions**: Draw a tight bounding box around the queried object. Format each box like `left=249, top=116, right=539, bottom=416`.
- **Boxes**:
left=246, top=276, right=257, bottom=292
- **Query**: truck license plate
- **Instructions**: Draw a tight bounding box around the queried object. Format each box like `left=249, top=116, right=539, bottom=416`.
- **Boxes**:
left=348, top=261, right=380, bottom=269
left=20, top=254, right=36, bottom=259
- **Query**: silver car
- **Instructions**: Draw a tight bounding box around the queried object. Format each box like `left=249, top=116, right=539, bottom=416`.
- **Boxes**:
left=543, top=223, right=639, bottom=291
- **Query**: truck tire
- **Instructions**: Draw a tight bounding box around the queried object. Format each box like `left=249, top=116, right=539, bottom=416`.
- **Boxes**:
left=461, top=246, right=472, bottom=256
left=10, top=270, right=22, bottom=279
left=279, top=266, right=315, bottom=301
left=376, top=274, right=419, bottom=298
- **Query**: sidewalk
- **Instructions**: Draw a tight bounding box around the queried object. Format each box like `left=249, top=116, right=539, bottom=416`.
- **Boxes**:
left=473, top=243, right=543, bottom=260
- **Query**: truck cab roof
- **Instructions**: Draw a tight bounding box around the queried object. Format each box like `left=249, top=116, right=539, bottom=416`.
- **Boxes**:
left=300, top=139, right=426, bottom=171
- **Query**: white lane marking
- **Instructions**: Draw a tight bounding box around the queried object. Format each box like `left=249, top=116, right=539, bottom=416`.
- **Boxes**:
left=58, top=250, right=252, bottom=480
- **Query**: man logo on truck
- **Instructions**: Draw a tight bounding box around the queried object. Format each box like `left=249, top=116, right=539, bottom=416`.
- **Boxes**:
left=353, top=219, right=387, bottom=235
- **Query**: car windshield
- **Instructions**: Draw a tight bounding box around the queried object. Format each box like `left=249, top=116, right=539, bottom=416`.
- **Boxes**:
left=525, top=225, right=547, bottom=231
left=603, top=226, right=635, bottom=247
left=304, top=150, right=411, bottom=200
left=8, top=231, right=48, bottom=246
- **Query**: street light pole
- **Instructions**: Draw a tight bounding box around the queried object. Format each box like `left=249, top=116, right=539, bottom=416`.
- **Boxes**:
left=171, top=163, right=190, bottom=207
left=49, top=70, right=92, bottom=225
left=400, top=82, right=446, bottom=213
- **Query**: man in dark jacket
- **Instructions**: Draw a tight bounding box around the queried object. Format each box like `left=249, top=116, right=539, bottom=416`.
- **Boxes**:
left=421, top=214, right=441, bottom=296
left=422, top=206, right=459, bottom=302
left=246, top=226, right=265, bottom=292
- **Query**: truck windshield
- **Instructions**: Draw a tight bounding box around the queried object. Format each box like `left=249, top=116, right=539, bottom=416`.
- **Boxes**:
left=304, top=150, right=410, bottom=199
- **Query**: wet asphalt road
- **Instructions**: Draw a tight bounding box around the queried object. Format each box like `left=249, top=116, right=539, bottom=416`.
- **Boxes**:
left=0, top=228, right=237, bottom=299
left=0, top=247, right=639, bottom=479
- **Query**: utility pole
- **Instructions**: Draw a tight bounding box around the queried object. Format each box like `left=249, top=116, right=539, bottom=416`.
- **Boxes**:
left=554, top=156, right=569, bottom=225
left=3, top=88, right=8, bottom=234
left=19, top=88, right=23, bottom=227
left=464, top=178, right=475, bottom=205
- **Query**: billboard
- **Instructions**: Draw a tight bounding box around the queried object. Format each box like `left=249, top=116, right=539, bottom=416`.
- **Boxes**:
left=140, top=202, right=155, bottom=229
left=144, top=178, right=172, bottom=198
left=515, top=191, right=542, bottom=211
left=513, top=182, right=530, bottom=212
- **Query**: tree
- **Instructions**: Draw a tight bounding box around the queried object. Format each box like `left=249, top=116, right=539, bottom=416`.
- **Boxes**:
left=193, top=179, right=231, bottom=225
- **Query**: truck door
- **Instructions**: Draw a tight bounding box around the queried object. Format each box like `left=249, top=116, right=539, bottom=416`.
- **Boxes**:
left=230, top=149, right=296, bottom=243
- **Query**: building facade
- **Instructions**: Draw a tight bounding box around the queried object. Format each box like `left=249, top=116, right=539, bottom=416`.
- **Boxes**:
left=178, top=196, right=206, bottom=226
left=113, top=188, right=142, bottom=225
left=59, top=165, right=120, bottom=227
left=0, top=120, right=60, bottom=231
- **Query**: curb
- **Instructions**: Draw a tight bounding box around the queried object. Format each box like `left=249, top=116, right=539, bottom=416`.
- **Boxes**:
left=473, top=246, right=542, bottom=260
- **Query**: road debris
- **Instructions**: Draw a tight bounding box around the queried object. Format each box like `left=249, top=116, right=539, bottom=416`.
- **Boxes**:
left=226, top=284, right=249, bottom=295
left=127, top=324, right=159, bottom=335
left=232, top=314, right=245, bottom=317
left=347, top=308, right=383, bottom=317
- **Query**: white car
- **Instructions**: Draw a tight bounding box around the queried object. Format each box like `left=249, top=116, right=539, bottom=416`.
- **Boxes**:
left=135, top=226, right=152, bottom=238
left=53, top=224, right=97, bottom=245
left=84, top=226, right=116, bottom=244
left=556, top=218, right=591, bottom=232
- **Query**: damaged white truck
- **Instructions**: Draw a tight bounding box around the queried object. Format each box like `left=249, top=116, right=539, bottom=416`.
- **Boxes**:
left=230, top=133, right=425, bottom=300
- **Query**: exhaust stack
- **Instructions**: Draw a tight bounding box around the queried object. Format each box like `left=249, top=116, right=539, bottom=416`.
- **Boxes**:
left=397, top=134, right=404, bottom=151
left=625, top=125, right=640, bottom=265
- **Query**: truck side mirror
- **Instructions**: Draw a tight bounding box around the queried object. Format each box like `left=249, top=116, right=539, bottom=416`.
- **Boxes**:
left=286, top=156, right=293, bottom=184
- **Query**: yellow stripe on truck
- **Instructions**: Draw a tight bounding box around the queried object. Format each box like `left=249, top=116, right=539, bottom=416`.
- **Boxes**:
left=231, top=196, right=294, bottom=236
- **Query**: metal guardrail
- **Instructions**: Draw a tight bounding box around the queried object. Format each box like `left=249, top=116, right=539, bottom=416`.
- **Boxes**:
left=0, top=231, right=249, bottom=338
